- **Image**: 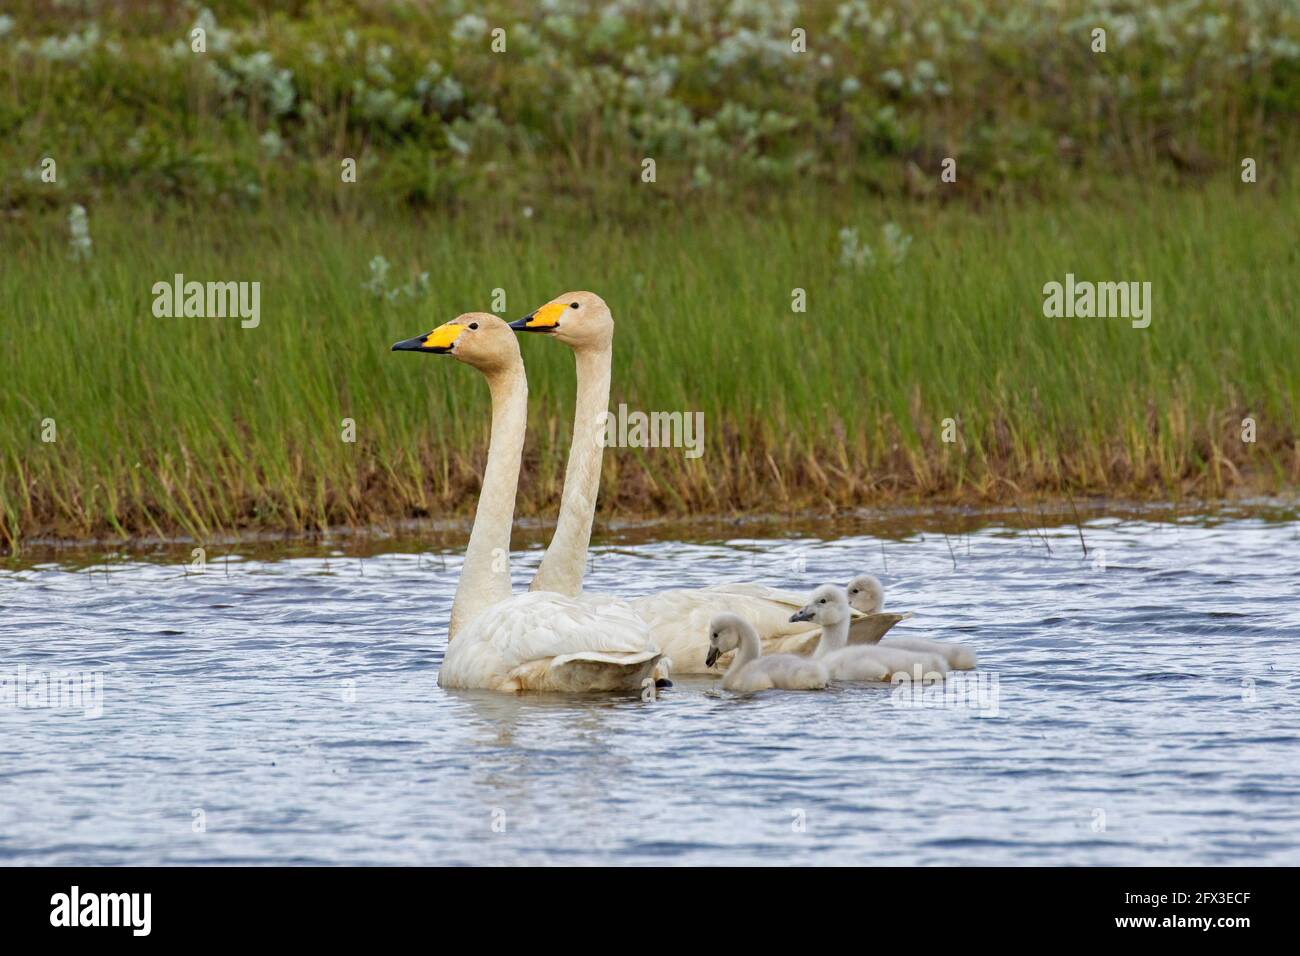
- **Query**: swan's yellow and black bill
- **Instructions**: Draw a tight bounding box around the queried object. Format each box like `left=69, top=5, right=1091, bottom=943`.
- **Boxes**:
left=509, top=301, right=567, bottom=333
left=391, top=323, right=462, bottom=354
left=705, top=647, right=720, bottom=668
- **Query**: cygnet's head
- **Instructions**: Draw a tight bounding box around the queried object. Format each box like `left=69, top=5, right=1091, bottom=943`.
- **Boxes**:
left=392, top=312, right=522, bottom=375
left=510, top=290, right=613, bottom=351
left=705, top=613, right=750, bottom=668
left=846, top=574, right=885, bottom=614
left=789, top=584, right=851, bottom=626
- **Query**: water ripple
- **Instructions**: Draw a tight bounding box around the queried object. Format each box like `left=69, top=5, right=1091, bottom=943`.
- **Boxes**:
left=1, top=516, right=1298, bottom=864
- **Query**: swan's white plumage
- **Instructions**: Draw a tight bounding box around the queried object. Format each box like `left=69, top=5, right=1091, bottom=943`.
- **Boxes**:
left=516, top=293, right=909, bottom=675
left=708, top=612, right=828, bottom=693
left=817, top=647, right=890, bottom=682
left=620, top=582, right=914, bottom=672
left=723, top=654, right=830, bottom=693
left=796, top=583, right=947, bottom=683
left=823, top=644, right=948, bottom=681
left=880, top=636, right=977, bottom=670
left=439, top=590, right=661, bottom=692
left=816, top=638, right=948, bottom=683
left=845, top=574, right=977, bottom=669
left=399, top=312, right=663, bottom=694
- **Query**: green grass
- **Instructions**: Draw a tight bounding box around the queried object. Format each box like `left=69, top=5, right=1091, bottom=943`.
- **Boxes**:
left=1, top=180, right=1296, bottom=552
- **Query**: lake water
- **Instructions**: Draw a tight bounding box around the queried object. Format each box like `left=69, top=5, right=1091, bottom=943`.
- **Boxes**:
left=2, top=511, right=1298, bottom=865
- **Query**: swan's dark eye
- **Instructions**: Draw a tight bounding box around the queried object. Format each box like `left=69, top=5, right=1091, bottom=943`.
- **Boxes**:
left=569, top=302, right=579, bottom=309
left=819, top=598, right=826, bottom=603
left=849, top=588, right=858, bottom=594
left=468, top=322, right=479, bottom=330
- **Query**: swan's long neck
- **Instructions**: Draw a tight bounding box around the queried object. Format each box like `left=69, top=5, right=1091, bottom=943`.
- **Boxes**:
left=730, top=622, right=763, bottom=670
left=813, top=614, right=850, bottom=658
left=449, top=363, right=527, bottom=639
left=530, top=344, right=611, bottom=596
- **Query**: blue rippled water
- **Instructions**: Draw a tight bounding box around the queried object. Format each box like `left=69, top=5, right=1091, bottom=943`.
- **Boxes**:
left=1, top=515, right=1298, bottom=865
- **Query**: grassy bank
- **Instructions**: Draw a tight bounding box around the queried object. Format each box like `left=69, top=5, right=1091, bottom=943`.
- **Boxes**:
left=2, top=181, right=1296, bottom=551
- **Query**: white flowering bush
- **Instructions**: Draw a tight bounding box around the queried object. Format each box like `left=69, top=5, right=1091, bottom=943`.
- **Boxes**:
left=67, top=205, right=92, bottom=260
left=362, top=256, right=430, bottom=302
left=226, top=51, right=296, bottom=117
left=35, top=24, right=101, bottom=62
left=881, top=223, right=912, bottom=266
left=840, top=223, right=913, bottom=271
left=838, top=228, right=875, bottom=271
left=0, top=0, right=1295, bottom=209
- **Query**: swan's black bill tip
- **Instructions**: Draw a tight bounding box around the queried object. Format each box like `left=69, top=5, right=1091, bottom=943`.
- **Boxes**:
left=392, top=335, right=449, bottom=354
left=509, top=314, right=557, bottom=333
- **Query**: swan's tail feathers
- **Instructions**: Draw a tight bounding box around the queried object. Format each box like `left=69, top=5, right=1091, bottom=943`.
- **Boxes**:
left=949, top=645, right=978, bottom=670
left=848, top=611, right=913, bottom=645
left=546, top=650, right=663, bottom=692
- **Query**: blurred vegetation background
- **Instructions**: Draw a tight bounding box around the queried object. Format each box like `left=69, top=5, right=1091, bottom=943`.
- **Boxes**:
left=1, top=1, right=1297, bottom=550
left=2, top=0, right=1296, bottom=214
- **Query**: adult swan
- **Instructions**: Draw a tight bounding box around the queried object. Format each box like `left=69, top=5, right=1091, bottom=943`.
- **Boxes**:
left=509, top=292, right=904, bottom=673
left=392, top=314, right=662, bottom=692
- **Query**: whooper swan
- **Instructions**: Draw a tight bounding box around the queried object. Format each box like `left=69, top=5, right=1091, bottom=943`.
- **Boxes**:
left=847, top=574, right=977, bottom=670
left=508, top=291, right=869, bottom=673
left=706, top=613, right=829, bottom=693
left=791, top=585, right=947, bottom=682
left=392, top=314, right=662, bottom=692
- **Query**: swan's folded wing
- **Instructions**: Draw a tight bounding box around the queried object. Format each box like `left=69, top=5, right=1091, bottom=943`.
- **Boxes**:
left=848, top=611, right=914, bottom=645
left=700, top=582, right=805, bottom=603
left=443, top=593, right=662, bottom=692
left=631, top=586, right=822, bottom=642
left=473, top=591, right=658, bottom=665
left=550, top=649, right=660, bottom=668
